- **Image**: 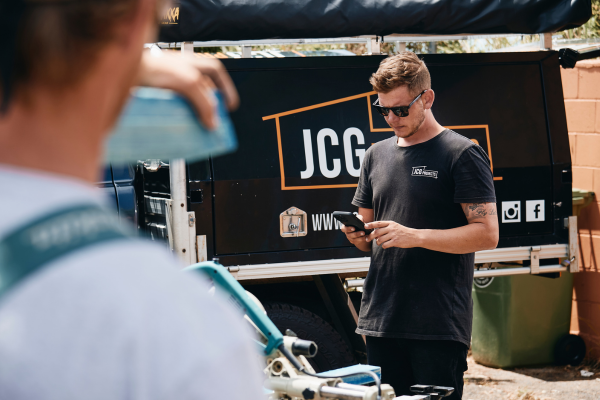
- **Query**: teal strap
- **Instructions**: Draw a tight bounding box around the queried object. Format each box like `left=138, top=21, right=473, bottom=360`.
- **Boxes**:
left=0, top=205, right=132, bottom=301
left=184, top=262, right=285, bottom=356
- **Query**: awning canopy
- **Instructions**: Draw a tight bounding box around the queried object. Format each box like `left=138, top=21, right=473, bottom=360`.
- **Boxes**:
left=158, top=0, right=592, bottom=43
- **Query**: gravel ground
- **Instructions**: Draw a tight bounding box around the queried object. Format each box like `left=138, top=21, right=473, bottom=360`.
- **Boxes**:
left=463, top=356, right=600, bottom=400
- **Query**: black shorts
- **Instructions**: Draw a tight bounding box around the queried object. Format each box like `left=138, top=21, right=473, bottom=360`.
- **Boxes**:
left=366, top=337, right=469, bottom=400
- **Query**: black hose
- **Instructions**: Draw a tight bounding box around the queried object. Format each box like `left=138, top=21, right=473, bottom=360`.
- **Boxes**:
left=278, top=344, right=382, bottom=400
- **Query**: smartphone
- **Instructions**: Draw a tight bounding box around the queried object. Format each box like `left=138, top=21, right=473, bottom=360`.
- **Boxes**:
left=332, top=211, right=373, bottom=234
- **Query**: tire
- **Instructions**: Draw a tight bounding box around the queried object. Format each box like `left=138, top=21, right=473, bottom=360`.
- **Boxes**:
left=554, top=334, right=586, bottom=366
left=264, top=302, right=356, bottom=372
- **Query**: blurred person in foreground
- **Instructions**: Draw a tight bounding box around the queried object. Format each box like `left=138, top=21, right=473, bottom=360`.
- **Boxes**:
left=0, top=1, right=263, bottom=399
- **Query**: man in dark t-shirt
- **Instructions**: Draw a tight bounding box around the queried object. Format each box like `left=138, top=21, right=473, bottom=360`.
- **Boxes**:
left=341, top=52, right=498, bottom=399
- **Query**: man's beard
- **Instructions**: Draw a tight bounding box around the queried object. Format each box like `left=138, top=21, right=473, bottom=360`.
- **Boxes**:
left=395, top=110, right=426, bottom=139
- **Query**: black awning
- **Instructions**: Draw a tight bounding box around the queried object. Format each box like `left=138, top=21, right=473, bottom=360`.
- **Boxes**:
left=158, top=0, right=592, bottom=42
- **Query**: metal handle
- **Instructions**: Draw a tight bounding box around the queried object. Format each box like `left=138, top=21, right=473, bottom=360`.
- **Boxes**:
left=321, top=386, right=365, bottom=399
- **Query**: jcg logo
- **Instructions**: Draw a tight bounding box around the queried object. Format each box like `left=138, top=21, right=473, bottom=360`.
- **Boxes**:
left=263, top=92, right=373, bottom=190
left=300, top=128, right=366, bottom=179
left=411, top=166, right=438, bottom=179
left=262, top=90, right=499, bottom=190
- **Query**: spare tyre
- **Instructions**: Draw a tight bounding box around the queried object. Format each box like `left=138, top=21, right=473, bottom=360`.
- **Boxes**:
left=264, top=302, right=356, bottom=372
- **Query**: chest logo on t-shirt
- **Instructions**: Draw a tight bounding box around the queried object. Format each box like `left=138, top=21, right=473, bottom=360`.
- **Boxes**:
left=411, top=166, right=438, bottom=179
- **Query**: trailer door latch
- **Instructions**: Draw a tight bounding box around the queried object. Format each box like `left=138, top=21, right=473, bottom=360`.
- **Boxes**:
left=280, top=207, right=307, bottom=237
left=140, top=159, right=168, bottom=172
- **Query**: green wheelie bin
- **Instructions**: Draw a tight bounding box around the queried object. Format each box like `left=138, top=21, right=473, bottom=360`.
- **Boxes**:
left=471, top=270, right=574, bottom=368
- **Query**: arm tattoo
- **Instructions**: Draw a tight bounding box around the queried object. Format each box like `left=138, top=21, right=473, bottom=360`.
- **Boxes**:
left=462, top=202, right=497, bottom=220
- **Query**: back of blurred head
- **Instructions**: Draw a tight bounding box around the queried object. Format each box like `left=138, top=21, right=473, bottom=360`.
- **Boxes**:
left=0, top=0, right=159, bottom=180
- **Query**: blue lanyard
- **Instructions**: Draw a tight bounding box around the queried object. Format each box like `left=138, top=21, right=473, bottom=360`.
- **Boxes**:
left=0, top=204, right=132, bottom=301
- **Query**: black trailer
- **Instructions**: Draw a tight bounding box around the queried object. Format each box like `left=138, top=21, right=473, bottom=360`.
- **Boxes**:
left=98, top=51, right=579, bottom=370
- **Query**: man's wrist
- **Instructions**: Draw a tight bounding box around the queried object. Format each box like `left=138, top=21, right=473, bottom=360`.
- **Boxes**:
left=356, top=240, right=372, bottom=252
left=411, top=228, right=427, bottom=248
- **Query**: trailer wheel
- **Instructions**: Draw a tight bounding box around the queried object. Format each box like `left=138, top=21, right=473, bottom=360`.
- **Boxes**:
left=264, top=302, right=356, bottom=372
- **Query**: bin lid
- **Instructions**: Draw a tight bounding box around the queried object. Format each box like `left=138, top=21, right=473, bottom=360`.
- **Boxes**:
left=572, top=188, right=596, bottom=207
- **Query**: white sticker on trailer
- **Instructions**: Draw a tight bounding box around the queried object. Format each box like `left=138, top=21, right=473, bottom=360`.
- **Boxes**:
left=501, top=201, right=521, bottom=223
left=526, top=200, right=545, bottom=222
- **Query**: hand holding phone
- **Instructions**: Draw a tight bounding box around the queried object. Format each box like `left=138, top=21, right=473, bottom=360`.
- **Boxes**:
left=332, top=211, right=373, bottom=235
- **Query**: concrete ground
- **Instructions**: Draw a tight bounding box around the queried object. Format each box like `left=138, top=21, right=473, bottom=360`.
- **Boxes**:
left=463, top=356, right=600, bottom=400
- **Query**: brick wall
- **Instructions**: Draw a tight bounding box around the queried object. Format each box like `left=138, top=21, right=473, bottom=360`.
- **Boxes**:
left=562, top=60, right=600, bottom=360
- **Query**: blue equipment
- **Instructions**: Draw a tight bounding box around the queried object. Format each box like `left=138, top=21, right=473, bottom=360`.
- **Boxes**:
left=105, top=88, right=237, bottom=164
left=185, top=261, right=454, bottom=400
left=185, top=262, right=387, bottom=397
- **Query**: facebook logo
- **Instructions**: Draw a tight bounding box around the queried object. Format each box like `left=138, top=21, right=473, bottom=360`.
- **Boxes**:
left=526, top=200, right=545, bottom=222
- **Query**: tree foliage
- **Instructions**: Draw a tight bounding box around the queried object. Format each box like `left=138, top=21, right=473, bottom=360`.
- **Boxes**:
left=561, top=0, right=600, bottom=39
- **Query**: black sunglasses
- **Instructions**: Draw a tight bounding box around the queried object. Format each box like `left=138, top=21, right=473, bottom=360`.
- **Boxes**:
left=372, top=90, right=428, bottom=118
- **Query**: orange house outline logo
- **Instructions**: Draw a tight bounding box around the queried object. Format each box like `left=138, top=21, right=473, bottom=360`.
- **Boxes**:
left=263, top=91, right=502, bottom=191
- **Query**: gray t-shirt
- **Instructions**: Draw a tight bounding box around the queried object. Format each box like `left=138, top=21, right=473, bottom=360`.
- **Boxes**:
left=352, top=130, right=496, bottom=346
left=0, top=165, right=264, bottom=400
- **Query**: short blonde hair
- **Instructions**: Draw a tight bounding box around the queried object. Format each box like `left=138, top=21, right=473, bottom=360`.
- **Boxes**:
left=369, top=52, right=431, bottom=95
